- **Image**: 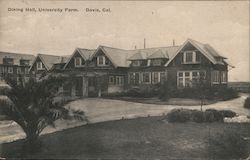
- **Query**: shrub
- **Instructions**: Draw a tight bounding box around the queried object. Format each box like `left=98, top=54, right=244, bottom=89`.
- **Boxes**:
left=244, top=97, right=250, bottom=109
left=204, top=109, right=224, bottom=122
left=219, top=110, right=236, bottom=118
left=215, top=87, right=239, bottom=101
left=191, top=110, right=204, bottom=123
left=207, top=130, right=248, bottom=159
left=166, top=108, right=192, bottom=122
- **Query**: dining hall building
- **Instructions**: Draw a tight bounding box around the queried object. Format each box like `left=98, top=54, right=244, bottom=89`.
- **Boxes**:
left=28, top=38, right=231, bottom=98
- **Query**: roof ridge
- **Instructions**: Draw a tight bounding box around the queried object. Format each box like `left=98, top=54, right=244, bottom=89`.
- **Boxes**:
left=130, top=45, right=180, bottom=51
left=0, top=51, right=34, bottom=56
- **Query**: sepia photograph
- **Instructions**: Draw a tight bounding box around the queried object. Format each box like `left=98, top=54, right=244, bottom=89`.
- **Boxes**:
left=0, top=0, right=250, bottom=159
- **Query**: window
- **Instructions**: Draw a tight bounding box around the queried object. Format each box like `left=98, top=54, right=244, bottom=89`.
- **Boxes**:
left=20, top=59, right=29, bottom=66
left=8, top=67, right=13, bottom=73
left=116, top=76, right=124, bottom=85
left=3, top=58, right=14, bottom=65
left=36, top=61, right=44, bottom=70
left=131, top=60, right=141, bottom=67
left=142, top=72, right=151, bottom=83
left=221, top=71, right=227, bottom=83
left=109, top=76, right=114, bottom=85
left=183, top=51, right=199, bottom=64
left=74, top=57, right=83, bottom=67
left=97, top=56, right=107, bottom=66
left=25, top=68, right=29, bottom=74
left=152, top=72, right=160, bottom=84
left=17, top=67, right=21, bottom=74
left=151, top=59, right=162, bottom=66
left=212, top=71, right=220, bottom=84
left=177, top=71, right=206, bottom=88
left=129, top=72, right=139, bottom=85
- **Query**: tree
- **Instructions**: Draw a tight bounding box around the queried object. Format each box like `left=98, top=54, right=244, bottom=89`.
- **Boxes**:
left=0, top=75, right=87, bottom=154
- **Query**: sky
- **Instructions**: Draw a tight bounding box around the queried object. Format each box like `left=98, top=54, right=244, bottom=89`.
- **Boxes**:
left=0, top=0, right=249, bottom=82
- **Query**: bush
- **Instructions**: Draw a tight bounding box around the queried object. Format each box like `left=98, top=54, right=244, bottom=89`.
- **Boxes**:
left=166, top=108, right=236, bottom=123
left=204, top=109, right=224, bottom=122
left=219, top=110, right=236, bottom=118
left=166, top=108, right=192, bottom=122
left=191, top=110, right=204, bottom=123
left=244, top=97, right=250, bottom=109
left=207, top=130, right=248, bottom=159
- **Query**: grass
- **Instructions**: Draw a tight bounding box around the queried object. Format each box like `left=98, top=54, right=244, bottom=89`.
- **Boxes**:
left=1, top=116, right=250, bottom=159
left=106, top=97, right=216, bottom=106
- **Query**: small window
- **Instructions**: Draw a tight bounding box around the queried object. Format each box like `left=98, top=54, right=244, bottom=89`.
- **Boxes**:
left=109, top=76, right=114, bottom=85
left=116, top=76, right=124, bottom=85
left=97, top=56, right=106, bottom=66
left=142, top=72, right=151, bottom=83
left=131, top=60, right=141, bottom=67
left=151, top=59, right=162, bottom=66
left=221, top=71, right=227, bottom=83
left=212, top=71, right=220, bottom=84
left=37, top=61, right=44, bottom=70
left=8, top=67, right=13, bottom=73
left=20, top=59, right=30, bottom=66
left=74, top=57, right=83, bottom=67
left=183, top=51, right=198, bottom=64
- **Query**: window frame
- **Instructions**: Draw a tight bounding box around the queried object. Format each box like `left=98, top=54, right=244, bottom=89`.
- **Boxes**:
left=8, top=67, right=13, bottom=74
left=142, top=72, right=151, bottom=84
left=221, top=71, right=227, bottom=84
left=97, top=56, right=107, bottom=66
left=74, top=57, right=83, bottom=67
left=212, top=71, right=220, bottom=84
left=109, top=76, right=115, bottom=85
left=183, top=51, right=199, bottom=64
left=36, top=61, right=44, bottom=70
left=151, top=59, right=162, bottom=66
left=177, top=70, right=206, bottom=88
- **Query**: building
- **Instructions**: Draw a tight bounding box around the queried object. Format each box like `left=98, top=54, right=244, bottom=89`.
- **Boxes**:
left=0, top=52, right=35, bottom=82
left=29, top=38, right=230, bottom=98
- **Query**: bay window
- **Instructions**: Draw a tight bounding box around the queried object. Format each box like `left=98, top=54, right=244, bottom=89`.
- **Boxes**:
left=221, top=71, right=227, bottom=83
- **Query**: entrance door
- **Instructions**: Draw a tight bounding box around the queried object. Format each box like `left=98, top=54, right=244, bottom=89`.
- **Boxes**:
left=88, top=77, right=98, bottom=97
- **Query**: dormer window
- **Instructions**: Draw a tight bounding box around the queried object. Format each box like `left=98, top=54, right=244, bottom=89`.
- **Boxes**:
left=74, top=57, right=84, bottom=67
left=3, top=57, right=14, bottom=65
left=97, top=56, right=108, bottom=66
left=37, top=61, right=44, bottom=70
left=20, top=59, right=30, bottom=66
left=151, top=59, right=162, bottom=66
left=131, top=60, right=141, bottom=67
left=183, top=51, right=200, bottom=64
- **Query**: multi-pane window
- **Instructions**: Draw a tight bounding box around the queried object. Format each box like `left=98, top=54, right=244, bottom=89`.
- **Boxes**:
left=109, top=76, right=114, bottom=85
left=152, top=72, right=160, bottom=84
left=3, top=58, right=14, bottom=65
left=212, top=71, right=220, bottom=84
left=37, top=61, right=44, bottom=70
left=116, top=76, right=124, bottom=85
left=97, top=56, right=108, bottom=66
left=74, top=57, right=83, bottom=67
left=221, top=71, right=227, bottom=83
left=17, top=67, right=21, bottom=74
left=178, top=71, right=206, bottom=88
left=129, top=72, right=139, bottom=85
left=8, top=67, right=13, bottom=74
left=183, top=51, right=200, bottom=63
left=151, top=59, right=162, bottom=66
left=131, top=60, right=141, bottom=67
left=142, top=72, right=151, bottom=83
left=20, top=59, right=29, bottom=66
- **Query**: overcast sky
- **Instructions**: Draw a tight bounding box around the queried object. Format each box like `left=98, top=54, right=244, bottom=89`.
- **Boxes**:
left=0, top=1, right=249, bottom=82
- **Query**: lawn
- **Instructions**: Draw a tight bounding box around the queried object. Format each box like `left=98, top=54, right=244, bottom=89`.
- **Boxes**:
left=1, top=116, right=250, bottom=159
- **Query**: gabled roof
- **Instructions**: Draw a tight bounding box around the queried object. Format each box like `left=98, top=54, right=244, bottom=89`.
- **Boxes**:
left=63, top=48, right=95, bottom=69
left=165, top=39, right=228, bottom=66
left=0, top=51, right=35, bottom=65
left=147, top=49, right=168, bottom=59
left=127, top=51, right=147, bottom=60
left=31, top=54, right=68, bottom=70
left=128, top=46, right=180, bottom=61
left=96, top=46, right=135, bottom=67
